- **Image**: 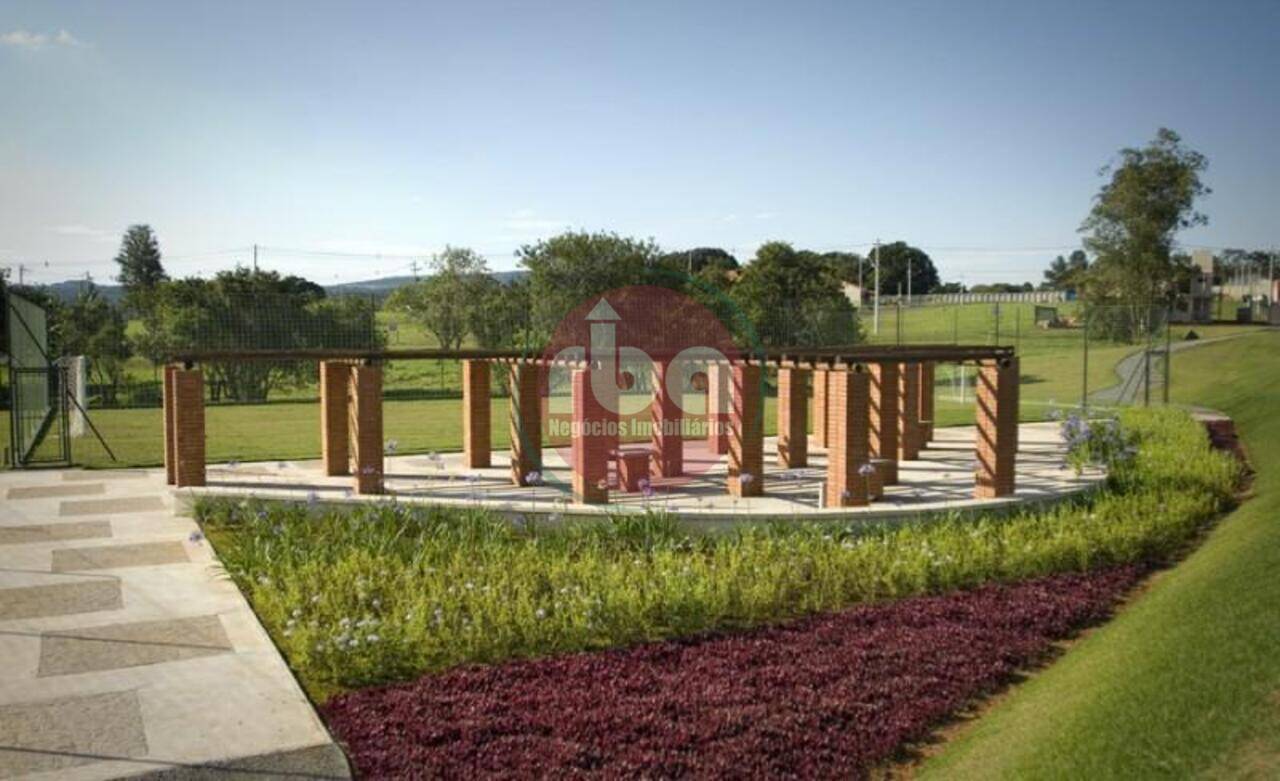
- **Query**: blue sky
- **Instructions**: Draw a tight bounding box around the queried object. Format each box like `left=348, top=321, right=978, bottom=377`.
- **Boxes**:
left=3, top=0, right=1278, bottom=286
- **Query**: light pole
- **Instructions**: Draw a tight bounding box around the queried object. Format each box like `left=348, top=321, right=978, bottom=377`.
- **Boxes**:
left=873, top=239, right=881, bottom=335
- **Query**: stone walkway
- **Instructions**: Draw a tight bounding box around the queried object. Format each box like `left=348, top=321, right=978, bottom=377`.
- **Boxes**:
left=0, top=469, right=349, bottom=779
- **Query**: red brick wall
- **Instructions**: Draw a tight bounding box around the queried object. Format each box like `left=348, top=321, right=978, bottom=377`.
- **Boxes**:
left=651, top=360, right=684, bottom=477
left=869, top=362, right=900, bottom=485
left=812, top=369, right=829, bottom=449
left=728, top=364, right=764, bottom=497
left=319, top=361, right=350, bottom=476
left=975, top=357, right=1019, bottom=498
left=898, top=362, right=923, bottom=461
left=172, top=368, right=206, bottom=488
left=571, top=369, right=610, bottom=504
left=509, top=363, right=543, bottom=486
left=462, top=360, right=491, bottom=468
left=825, top=367, right=870, bottom=507
left=777, top=368, right=809, bottom=468
left=348, top=364, right=384, bottom=495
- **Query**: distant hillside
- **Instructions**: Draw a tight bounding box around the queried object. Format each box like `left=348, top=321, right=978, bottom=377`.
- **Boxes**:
left=325, top=270, right=527, bottom=297
left=33, top=271, right=527, bottom=304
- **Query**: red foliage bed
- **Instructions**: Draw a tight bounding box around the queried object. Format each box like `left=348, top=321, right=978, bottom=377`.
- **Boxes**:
left=323, top=566, right=1141, bottom=779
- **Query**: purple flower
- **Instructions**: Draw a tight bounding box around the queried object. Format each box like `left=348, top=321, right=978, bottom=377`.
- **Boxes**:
left=740, top=472, right=754, bottom=485
left=858, top=463, right=876, bottom=477
left=188, top=530, right=204, bottom=543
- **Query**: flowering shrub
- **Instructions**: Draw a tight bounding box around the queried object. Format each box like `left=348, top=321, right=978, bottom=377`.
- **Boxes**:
left=198, top=408, right=1238, bottom=702
left=1059, top=412, right=1137, bottom=476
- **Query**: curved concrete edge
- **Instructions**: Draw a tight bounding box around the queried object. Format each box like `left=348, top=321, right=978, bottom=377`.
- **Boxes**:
left=125, top=742, right=351, bottom=779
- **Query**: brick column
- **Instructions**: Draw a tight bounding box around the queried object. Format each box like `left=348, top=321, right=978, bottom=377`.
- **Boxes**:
left=172, top=367, right=206, bottom=488
left=825, top=367, right=870, bottom=508
left=811, top=369, right=830, bottom=449
left=869, top=362, right=900, bottom=485
left=319, top=361, right=350, bottom=476
left=898, top=362, right=923, bottom=461
left=706, top=363, right=729, bottom=455
left=348, top=363, right=384, bottom=495
left=162, top=365, right=176, bottom=485
left=651, top=360, right=683, bottom=477
left=462, top=360, right=491, bottom=468
left=777, top=368, right=809, bottom=468
left=975, top=357, right=1019, bottom=499
left=571, top=369, right=610, bottom=504
left=919, top=361, right=936, bottom=443
left=509, top=363, right=542, bottom=486
left=728, top=364, right=764, bottom=497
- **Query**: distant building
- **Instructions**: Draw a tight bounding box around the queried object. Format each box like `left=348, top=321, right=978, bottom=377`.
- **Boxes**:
left=1171, top=249, right=1214, bottom=323
left=842, top=282, right=864, bottom=308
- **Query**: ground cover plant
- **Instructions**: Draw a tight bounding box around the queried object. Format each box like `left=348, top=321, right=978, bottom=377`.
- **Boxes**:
left=197, top=407, right=1238, bottom=703
left=323, top=566, right=1144, bottom=778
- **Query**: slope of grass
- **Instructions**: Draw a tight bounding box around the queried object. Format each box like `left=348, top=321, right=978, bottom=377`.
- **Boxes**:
left=921, top=330, right=1280, bottom=779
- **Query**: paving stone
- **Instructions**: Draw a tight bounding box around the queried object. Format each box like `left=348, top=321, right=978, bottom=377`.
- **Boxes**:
left=52, top=541, right=189, bottom=572
left=39, top=615, right=233, bottom=677
left=59, top=495, right=166, bottom=516
left=0, top=690, right=147, bottom=778
left=0, top=521, right=112, bottom=546
left=63, top=469, right=150, bottom=481
left=0, top=580, right=123, bottom=621
left=5, top=483, right=107, bottom=500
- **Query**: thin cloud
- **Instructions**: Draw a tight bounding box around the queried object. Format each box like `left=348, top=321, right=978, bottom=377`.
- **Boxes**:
left=52, top=224, right=117, bottom=243
left=1, top=28, right=86, bottom=50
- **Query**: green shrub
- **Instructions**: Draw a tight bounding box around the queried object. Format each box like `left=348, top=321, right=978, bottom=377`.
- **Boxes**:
left=198, top=408, right=1239, bottom=700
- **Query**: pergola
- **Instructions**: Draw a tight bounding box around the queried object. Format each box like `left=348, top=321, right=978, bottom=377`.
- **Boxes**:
left=161, top=345, right=1019, bottom=509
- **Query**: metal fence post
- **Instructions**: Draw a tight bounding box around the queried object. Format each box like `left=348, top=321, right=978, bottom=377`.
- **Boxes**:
left=1163, top=305, right=1172, bottom=405
left=1081, top=309, right=1090, bottom=412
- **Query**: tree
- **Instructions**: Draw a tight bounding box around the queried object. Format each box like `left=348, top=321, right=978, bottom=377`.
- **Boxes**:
left=518, top=231, right=664, bottom=335
left=659, top=247, right=739, bottom=277
left=868, top=242, right=940, bottom=297
left=468, top=276, right=534, bottom=349
left=1080, top=128, right=1210, bottom=340
left=385, top=247, right=490, bottom=350
left=1043, top=250, right=1089, bottom=291
left=114, top=225, right=167, bottom=313
left=730, top=241, right=859, bottom=347
left=56, top=285, right=131, bottom=404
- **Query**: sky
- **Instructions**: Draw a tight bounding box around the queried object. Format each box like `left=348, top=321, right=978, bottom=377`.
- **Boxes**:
left=3, top=0, right=1279, bottom=288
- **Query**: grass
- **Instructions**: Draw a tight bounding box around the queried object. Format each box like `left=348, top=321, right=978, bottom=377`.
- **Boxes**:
left=197, top=407, right=1237, bottom=703
left=920, top=329, right=1280, bottom=778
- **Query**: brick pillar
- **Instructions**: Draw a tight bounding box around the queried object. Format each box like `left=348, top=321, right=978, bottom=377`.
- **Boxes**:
left=777, top=368, right=809, bottom=468
left=706, top=363, right=729, bottom=455
left=728, top=364, right=764, bottom=497
left=825, top=367, right=870, bottom=507
left=898, top=362, right=923, bottom=461
left=571, top=369, right=610, bottom=504
left=348, top=363, right=384, bottom=495
left=462, top=360, right=491, bottom=468
left=919, top=362, right=936, bottom=443
left=651, top=360, right=683, bottom=477
left=869, top=362, right=900, bottom=485
left=162, top=365, right=176, bottom=485
left=319, top=361, right=350, bottom=476
left=172, top=368, right=206, bottom=488
left=509, top=363, right=542, bottom=486
left=975, top=357, right=1019, bottom=499
left=811, top=369, right=829, bottom=449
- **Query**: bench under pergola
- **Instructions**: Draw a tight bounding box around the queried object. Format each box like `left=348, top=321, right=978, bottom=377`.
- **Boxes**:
left=160, top=345, right=1019, bottom=509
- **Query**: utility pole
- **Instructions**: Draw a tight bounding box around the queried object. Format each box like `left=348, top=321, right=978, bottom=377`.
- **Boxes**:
left=253, top=244, right=259, bottom=272
left=907, top=256, right=913, bottom=307
left=873, top=239, right=881, bottom=336
left=410, top=259, right=421, bottom=281
left=17, top=263, right=26, bottom=286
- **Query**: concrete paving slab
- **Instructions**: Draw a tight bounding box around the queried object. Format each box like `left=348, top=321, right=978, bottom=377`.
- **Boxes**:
left=0, top=522, right=112, bottom=546
left=38, top=615, right=233, bottom=677
left=62, top=470, right=150, bottom=482
left=59, top=496, right=166, bottom=517
left=0, top=581, right=123, bottom=621
left=6, top=484, right=106, bottom=501
left=52, top=542, right=190, bottom=573
left=0, top=690, right=147, bottom=778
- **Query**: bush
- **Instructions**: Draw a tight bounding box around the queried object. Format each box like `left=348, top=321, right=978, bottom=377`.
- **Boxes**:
left=198, top=408, right=1239, bottom=700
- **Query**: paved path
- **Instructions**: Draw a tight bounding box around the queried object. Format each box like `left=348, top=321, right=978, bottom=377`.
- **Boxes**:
left=0, top=469, right=349, bottom=779
left=1089, top=330, right=1267, bottom=406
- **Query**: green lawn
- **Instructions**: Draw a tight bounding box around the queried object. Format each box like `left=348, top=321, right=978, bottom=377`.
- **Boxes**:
left=920, top=329, right=1280, bottom=778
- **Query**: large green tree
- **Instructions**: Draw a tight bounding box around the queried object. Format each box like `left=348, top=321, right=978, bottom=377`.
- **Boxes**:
left=114, top=225, right=167, bottom=313
left=868, top=242, right=940, bottom=297
left=1042, top=249, right=1089, bottom=291
left=386, top=247, right=492, bottom=349
left=730, top=241, right=858, bottom=347
left=518, top=231, right=664, bottom=336
left=56, top=284, right=131, bottom=402
left=1080, top=128, right=1210, bottom=339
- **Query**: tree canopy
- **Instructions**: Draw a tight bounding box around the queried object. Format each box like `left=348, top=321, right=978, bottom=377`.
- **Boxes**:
left=868, top=242, right=940, bottom=296
left=386, top=247, right=492, bottom=350
left=114, top=225, right=167, bottom=312
left=730, top=241, right=859, bottom=347
left=1042, top=250, right=1089, bottom=291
